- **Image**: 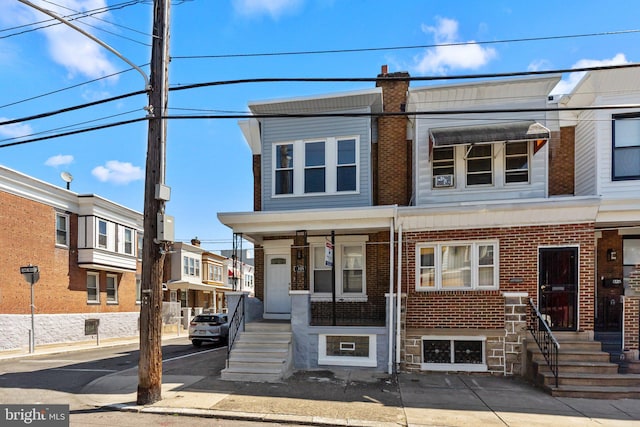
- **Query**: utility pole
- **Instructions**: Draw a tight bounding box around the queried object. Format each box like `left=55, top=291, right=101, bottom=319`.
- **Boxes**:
left=138, top=0, right=171, bottom=405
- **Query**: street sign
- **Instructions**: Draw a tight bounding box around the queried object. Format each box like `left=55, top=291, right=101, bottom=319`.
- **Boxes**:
left=20, top=265, right=40, bottom=285
left=20, top=265, right=39, bottom=275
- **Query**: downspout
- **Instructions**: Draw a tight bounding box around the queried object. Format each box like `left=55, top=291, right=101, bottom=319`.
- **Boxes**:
left=387, top=213, right=395, bottom=374
left=395, top=222, right=403, bottom=371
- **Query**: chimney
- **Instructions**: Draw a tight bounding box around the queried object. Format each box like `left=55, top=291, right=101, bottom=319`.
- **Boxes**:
left=190, top=237, right=201, bottom=247
left=381, top=64, right=388, bottom=75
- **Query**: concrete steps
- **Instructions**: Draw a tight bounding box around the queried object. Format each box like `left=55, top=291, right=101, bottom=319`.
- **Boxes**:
left=221, top=321, right=292, bottom=383
left=527, top=331, right=640, bottom=399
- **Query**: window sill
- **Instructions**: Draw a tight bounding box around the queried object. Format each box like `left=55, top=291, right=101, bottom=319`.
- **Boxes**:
left=107, top=301, right=119, bottom=305
left=415, top=287, right=499, bottom=292
left=55, top=244, right=69, bottom=250
left=311, top=295, right=368, bottom=303
left=319, top=356, right=377, bottom=368
left=272, top=190, right=360, bottom=198
left=86, top=301, right=100, bottom=305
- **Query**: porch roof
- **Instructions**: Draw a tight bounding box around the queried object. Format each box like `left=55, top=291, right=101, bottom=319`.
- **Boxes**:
left=217, top=205, right=397, bottom=244
left=166, top=280, right=219, bottom=292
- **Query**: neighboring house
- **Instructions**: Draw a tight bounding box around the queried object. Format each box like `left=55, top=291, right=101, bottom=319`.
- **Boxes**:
left=218, top=66, right=640, bottom=379
left=0, top=165, right=143, bottom=351
left=202, top=250, right=232, bottom=313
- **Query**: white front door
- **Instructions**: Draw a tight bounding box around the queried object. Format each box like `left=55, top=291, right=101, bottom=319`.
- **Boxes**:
left=265, top=253, right=291, bottom=318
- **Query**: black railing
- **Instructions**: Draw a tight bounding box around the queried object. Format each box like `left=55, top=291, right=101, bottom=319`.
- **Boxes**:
left=528, top=298, right=560, bottom=388
left=226, top=294, right=245, bottom=361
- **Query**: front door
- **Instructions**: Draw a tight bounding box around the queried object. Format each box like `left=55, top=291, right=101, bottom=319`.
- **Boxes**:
left=265, top=254, right=291, bottom=318
left=539, top=247, right=578, bottom=331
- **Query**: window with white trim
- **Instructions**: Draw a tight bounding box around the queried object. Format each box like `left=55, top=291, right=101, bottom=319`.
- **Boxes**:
left=272, top=136, right=360, bottom=197
left=87, top=272, right=99, bottom=303
left=311, top=237, right=366, bottom=300
left=432, top=147, right=455, bottom=188
left=416, top=241, right=498, bottom=290
left=183, top=256, right=189, bottom=275
left=505, top=141, right=530, bottom=183
left=466, top=144, right=493, bottom=186
left=106, top=274, right=118, bottom=304
left=421, top=336, right=487, bottom=372
left=612, top=114, right=640, bottom=180
left=55, top=212, right=69, bottom=247
left=136, top=274, right=141, bottom=304
left=98, top=220, right=108, bottom=249
left=137, top=234, right=144, bottom=259
left=123, top=228, right=134, bottom=255
left=319, top=334, right=377, bottom=367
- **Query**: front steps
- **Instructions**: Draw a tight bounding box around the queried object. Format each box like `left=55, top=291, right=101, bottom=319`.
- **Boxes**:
left=527, top=331, right=640, bottom=399
left=221, top=320, right=292, bottom=383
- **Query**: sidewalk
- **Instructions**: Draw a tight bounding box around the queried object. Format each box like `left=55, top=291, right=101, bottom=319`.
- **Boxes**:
left=3, top=338, right=640, bottom=426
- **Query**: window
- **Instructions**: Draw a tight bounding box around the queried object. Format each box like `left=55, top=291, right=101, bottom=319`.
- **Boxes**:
left=195, top=259, right=201, bottom=277
left=505, top=141, right=530, bottom=183
left=123, top=228, right=134, bottom=255
left=189, top=258, right=195, bottom=275
left=623, top=238, right=640, bottom=288
left=421, top=337, right=487, bottom=371
left=311, top=237, right=367, bottom=299
left=337, top=138, right=357, bottom=191
left=275, top=143, right=294, bottom=194
left=432, top=147, right=455, bottom=188
left=137, top=234, right=144, bottom=259
left=305, top=141, right=325, bottom=193
left=466, top=144, right=493, bottom=185
left=183, top=256, right=189, bottom=275
left=106, top=274, right=118, bottom=304
left=208, top=264, right=214, bottom=281
left=87, top=272, right=99, bottom=303
left=55, top=213, right=69, bottom=247
left=273, top=136, right=359, bottom=196
left=136, top=274, right=141, bottom=304
left=416, top=241, right=498, bottom=291
left=98, top=220, right=107, bottom=249
left=319, top=334, right=377, bottom=367
left=613, top=114, right=640, bottom=180
left=214, top=265, right=223, bottom=282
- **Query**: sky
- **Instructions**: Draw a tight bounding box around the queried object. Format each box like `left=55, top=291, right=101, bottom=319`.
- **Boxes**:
left=1, top=0, right=639, bottom=251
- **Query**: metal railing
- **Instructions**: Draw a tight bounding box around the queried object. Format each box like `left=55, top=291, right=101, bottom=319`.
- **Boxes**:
left=226, top=293, right=245, bottom=361
left=528, top=298, right=560, bottom=388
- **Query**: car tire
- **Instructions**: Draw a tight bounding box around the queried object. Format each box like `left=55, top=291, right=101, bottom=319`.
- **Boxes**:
left=192, top=340, right=202, bottom=347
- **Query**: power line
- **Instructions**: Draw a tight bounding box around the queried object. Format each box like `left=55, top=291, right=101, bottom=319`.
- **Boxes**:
left=171, top=29, right=640, bottom=60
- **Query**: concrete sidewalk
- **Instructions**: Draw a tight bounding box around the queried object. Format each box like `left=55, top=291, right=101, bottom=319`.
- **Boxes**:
left=3, top=338, right=640, bottom=426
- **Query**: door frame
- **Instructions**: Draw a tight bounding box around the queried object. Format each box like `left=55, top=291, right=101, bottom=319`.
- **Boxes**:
left=263, top=240, right=293, bottom=320
left=538, top=245, right=579, bottom=331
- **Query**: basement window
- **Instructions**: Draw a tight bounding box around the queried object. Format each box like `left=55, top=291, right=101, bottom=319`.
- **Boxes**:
left=318, top=334, right=376, bottom=367
left=421, top=336, right=487, bottom=372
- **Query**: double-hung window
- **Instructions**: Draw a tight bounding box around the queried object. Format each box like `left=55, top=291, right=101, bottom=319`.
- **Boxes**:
left=55, top=212, right=69, bottom=247
left=106, top=274, right=118, bottom=304
left=273, top=136, right=359, bottom=196
left=416, top=241, right=498, bottom=291
left=432, top=147, right=455, bottom=188
left=183, top=256, right=189, bottom=275
left=87, top=272, right=99, bottom=303
left=311, top=237, right=366, bottom=299
left=466, top=144, right=493, bottom=186
left=505, top=141, right=530, bottom=183
left=123, top=228, right=134, bottom=255
left=612, top=114, right=640, bottom=180
left=98, top=220, right=108, bottom=249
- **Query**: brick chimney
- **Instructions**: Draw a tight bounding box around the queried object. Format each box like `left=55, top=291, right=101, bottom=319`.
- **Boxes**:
left=375, top=65, right=411, bottom=206
left=190, top=237, right=201, bottom=247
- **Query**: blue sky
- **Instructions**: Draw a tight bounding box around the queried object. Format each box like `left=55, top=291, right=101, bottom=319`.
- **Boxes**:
left=1, top=0, right=639, bottom=251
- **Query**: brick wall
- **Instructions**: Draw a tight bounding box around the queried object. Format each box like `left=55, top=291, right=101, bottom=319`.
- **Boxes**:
left=254, top=245, right=264, bottom=301
left=376, top=70, right=411, bottom=206
left=402, top=223, right=596, bottom=331
left=0, top=191, right=139, bottom=315
left=549, top=127, right=575, bottom=196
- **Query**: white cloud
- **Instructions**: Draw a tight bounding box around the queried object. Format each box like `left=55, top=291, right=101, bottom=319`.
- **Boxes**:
left=0, top=119, right=33, bottom=139
left=19, top=0, right=119, bottom=81
left=45, top=154, right=74, bottom=167
left=232, top=0, right=303, bottom=19
left=92, top=160, right=144, bottom=185
left=551, top=53, right=630, bottom=96
left=527, top=59, right=552, bottom=72
left=412, top=17, right=497, bottom=74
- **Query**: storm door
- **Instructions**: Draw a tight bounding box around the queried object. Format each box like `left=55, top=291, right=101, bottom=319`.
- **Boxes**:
left=539, top=247, right=578, bottom=331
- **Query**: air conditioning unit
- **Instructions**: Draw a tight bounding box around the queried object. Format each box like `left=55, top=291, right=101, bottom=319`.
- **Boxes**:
left=434, top=174, right=454, bottom=188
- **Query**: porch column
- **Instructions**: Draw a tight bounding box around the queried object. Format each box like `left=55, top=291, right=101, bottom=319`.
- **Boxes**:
left=290, top=290, right=310, bottom=369
left=503, top=292, right=528, bottom=376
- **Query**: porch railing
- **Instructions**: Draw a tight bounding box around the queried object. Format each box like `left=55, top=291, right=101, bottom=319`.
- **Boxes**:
left=226, top=293, right=245, bottom=361
left=528, top=298, right=560, bottom=388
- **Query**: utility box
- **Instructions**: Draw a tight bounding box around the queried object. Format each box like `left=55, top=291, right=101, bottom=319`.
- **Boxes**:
left=157, top=213, right=175, bottom=242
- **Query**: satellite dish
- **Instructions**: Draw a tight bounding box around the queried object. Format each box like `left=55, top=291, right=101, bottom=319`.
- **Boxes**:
left=60, top=171, right=73, bottom=189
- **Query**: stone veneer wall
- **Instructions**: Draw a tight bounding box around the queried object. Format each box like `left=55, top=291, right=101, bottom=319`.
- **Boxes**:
left=503, top=292, right=528, bottom=375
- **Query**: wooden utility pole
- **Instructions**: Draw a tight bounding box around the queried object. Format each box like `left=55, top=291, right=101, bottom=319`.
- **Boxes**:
left=137, top=0, right=171, bottom=405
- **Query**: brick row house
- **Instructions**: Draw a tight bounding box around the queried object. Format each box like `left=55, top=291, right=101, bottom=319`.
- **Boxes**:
left=0, top=165, right=143, bottom=351
left=217, top=66, right=640, bottom=383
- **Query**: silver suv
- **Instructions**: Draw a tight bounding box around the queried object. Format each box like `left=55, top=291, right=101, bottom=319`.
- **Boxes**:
left=188, top=313, right=229, bottom=347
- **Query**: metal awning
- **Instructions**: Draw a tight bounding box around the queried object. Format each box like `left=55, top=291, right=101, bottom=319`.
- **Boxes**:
left=429, top=121, right=550, bottom=147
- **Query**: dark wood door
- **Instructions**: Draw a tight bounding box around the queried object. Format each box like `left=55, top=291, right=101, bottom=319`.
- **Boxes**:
left=539, top=247, right=578, bottom=331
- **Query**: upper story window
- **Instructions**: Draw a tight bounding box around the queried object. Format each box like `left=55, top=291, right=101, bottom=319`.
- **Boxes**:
left=505, top=141, right=530, bottom=183
left=432, top=147, right=455, bottom=188
left=55, top=212, right=69, bottom=247
left=137, top=234, right=144, bottom=259
left=123, top=228, right=134, bottom=255
left=466, top=144, right=493, bottom=186
left=275, top=143, right=294, bottom=194
left=98, top=220, right=107, bottom=249
left=416, top=241, right=498, bottom=291
left=214, top=265, right=223, bottom=282
left=612, top=114, right=640, bottom=180
left=273, top=136, right=359, bottom=197
left=310, top=237, right=367, bottom=300
left=183, top=255, right=201, bottom=277
left=183, top=256, right=189, bottom=275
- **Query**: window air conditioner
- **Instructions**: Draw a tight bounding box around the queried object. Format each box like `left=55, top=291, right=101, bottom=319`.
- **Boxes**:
left=434, top=174, right=454, bottom=188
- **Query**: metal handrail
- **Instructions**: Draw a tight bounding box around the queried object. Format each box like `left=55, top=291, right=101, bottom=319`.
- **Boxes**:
left=528, top=298, right=560, bottom=388
left=226, top=294, right=245, bottom=362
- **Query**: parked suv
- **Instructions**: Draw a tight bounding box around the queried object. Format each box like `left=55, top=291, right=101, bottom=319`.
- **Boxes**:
left=188, top=313, right=229, bottom=347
